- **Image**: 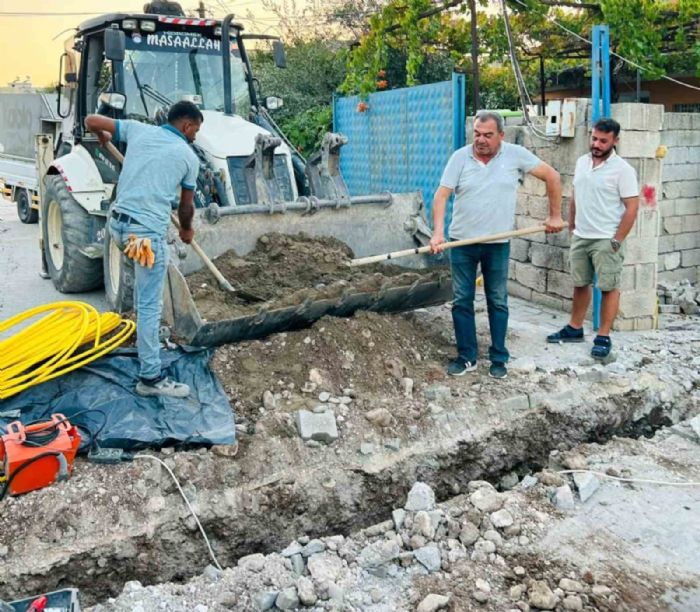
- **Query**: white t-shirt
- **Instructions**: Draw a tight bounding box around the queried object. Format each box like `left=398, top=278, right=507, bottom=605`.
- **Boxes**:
left=572, top=151, right=639, bottom=240
left=439, top=142, right=541, bottom=242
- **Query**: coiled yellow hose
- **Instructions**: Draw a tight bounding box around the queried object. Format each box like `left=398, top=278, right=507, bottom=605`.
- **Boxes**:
left=0, top=301, right=136, bottom=400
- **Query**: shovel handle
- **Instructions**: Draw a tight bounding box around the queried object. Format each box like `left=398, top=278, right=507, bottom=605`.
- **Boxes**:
left=103, top=141, right=236, bottom=293
left=348, top=225, right=550, bottom=267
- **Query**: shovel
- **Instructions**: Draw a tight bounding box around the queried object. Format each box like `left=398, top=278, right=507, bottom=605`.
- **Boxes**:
left=103, top=141, right=263, bottom=303
left=348, top=225, right=551, bottom=267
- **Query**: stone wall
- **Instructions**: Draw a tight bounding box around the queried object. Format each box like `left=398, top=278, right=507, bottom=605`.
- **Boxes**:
left=657, top=112, right=700, bottom=285
left=469, top=100, right=667, bottom=330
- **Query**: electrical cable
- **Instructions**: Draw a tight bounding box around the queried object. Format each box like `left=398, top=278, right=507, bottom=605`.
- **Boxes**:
left=0, top=302, right=135, bottom=400
left=0, top=452, right=62, bottom=502
left=133, top=454, right=223, bottom=570
left=558, top=469, right=700, bottom=487
left=511, top=0, right=700, bottom=93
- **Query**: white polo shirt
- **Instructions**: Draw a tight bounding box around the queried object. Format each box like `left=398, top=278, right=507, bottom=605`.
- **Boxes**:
left=572, top=151, right=638, bottom=240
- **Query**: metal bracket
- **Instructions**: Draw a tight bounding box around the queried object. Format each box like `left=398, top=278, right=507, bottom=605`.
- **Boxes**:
left=305, top=132, right=351, bottom=203
left=245, top=133, right=284, bottom=209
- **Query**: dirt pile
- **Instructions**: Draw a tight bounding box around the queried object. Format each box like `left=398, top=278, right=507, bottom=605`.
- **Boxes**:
left=187, top=233, right=447, bottom=321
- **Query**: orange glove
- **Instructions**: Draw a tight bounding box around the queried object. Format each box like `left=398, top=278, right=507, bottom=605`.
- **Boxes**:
left=123, top=235, right=155, bottom=269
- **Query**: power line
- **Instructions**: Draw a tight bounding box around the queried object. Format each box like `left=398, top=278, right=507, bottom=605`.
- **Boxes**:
left=511, top=0, right=700, bottom=93
left=0, top=11, right=104, bottom=17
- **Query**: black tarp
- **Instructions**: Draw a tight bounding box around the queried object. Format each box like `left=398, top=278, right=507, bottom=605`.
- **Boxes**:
left=0, top=347, right=235, bottom=450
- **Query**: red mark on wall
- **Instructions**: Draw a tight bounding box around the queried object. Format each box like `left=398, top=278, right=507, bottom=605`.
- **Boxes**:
left=642, top=184, right=657, bottom=208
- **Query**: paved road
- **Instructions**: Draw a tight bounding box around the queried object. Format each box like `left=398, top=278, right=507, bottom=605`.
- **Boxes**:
left=0, top=196, right=108, bottom=321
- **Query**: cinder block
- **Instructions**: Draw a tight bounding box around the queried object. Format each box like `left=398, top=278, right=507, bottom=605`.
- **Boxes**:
left=662, top=216, right=684, bottom=234
left=635, top=263, right=657, bottom=290
left=616, top=130, right=661, bottom=159
left=689, top=147, right=700, bottom=163
left=508, top=280, right=532, bottom=301
left=663, top=146, right=689, bottom=165
left=658, top=268, right=699, bottom=285
left=547, top=269, right=574, bottom=298
left=546, top=230, right=571, bottom=248
left=514, top=262, right=547, bottom=292
left=526, top=195, right=550, bottom=219
left=510, top=238, right=530, bottom=263
left=663, top=113, right=693, bottom=130
left=681, top=248, right=700, bottom=267
left=658, top=234, right=674, bottom=253
left=530, top=243, right=569, bottom=272
left=620, top=266, right=635, bottom=291
left=659, top=200, right=676, bottom=217
left=662, top=164, right=698, bottom=182
left=508, top=259, right=517, bottom=281
left=611, top=103, right=664, bottom=131
left=532, top=292, right=570, bottom=313
left=634, top=317, right=655, bottom=331
left=663, top=130, right=700, bottom=147
left=661, top=252, right=681, bottom=271
left=521, top=174, right=547, bottom=197
left=679, top=181, right=700, bottom=198
left=515, top=216, right=547, bottom=243
left=674, top=198, right=700, bottom=216
left=618, top=290, right=657, bottom=318
left=633, top=208, right=660, bottom=237
left=516, top=194, right=527, bottom=216
left=613, top=318, right=636, bottom=331
left=626, top=157, right=662, bottom=188
left=623, top=237, right=659, bottom=264
left=675, top=232, right=700, bottom=251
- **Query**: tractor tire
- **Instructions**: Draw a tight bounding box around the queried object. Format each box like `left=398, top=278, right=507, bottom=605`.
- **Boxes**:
left=42, top=175, right=103, bottom=293
left=17, top=188, right=38, bottom=224
left=103, top=223, right=135, bottom=313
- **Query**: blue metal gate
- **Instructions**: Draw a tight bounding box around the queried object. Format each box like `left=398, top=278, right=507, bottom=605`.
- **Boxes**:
left=333, top=73, right=466, bottom=221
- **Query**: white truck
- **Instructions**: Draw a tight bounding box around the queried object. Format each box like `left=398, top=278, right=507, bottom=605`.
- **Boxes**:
left=0, top=92, right=66, bottom=223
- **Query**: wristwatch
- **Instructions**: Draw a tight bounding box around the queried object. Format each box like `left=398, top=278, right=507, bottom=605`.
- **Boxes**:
left=610, top=239, right=621, bottom=252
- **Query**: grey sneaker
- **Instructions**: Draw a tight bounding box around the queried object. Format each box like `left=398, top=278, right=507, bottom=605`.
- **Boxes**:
left=447, top=359, right=477, bottom=376
left=136, top=377, right=191, bottom=398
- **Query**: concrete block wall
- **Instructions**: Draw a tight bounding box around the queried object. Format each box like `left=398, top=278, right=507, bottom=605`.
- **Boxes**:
left=657, top=112, right=700, bottom=285
left=497, top=100, right=665, bottom=330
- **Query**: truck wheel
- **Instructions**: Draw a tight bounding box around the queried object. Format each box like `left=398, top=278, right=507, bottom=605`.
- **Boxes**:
left=42, top=175, right=103, bottom=293
left=103, top=224, right=134, bottom=313
left=17, top=189, right=38, bottom=224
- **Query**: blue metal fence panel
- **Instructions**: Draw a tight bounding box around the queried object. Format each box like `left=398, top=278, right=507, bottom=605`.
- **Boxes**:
left=334, top=74, right=466, bottom=224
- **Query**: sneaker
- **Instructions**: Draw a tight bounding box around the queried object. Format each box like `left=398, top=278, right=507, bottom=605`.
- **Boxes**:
left=447, top=359, right=477, bottom=376
left=136, top=377, right=191, bottom=398
left=489, top=362, right=508, bottom=379
left=547, top=325, right=585, bottom=344
left=591, top=335, right=612, bottom=360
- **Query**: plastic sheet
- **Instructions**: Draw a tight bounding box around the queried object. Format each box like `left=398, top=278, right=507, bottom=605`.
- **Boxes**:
left=0, top=347, right=235, bottom=450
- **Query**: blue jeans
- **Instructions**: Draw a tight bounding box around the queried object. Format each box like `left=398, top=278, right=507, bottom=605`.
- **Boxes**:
left=109, top=217, right=168, bottom=381
left=450, top=242, right=510, bottom=364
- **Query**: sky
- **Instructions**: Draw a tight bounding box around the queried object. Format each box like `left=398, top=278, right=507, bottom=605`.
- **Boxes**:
left=0, top=0, right=288, bottom=87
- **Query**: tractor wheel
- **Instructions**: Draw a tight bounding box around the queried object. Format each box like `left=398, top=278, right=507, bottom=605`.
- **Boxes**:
left=103, top=223, right=134, bottom=313
left=42, top=175, right=103, bottom=293
left=17, top=188, right=38, bottom=224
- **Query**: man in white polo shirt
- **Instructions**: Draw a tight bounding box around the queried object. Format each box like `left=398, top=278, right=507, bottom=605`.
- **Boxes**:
left=547, top=118, right=639, bottom=359
left=431, top=110, right=564, bottom=379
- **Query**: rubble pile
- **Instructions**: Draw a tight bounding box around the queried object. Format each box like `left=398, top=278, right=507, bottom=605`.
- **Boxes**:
left=657, top=280, right=700, bottom=315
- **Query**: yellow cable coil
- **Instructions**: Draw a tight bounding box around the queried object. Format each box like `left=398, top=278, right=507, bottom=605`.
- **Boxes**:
left=0, top=301, right=135, bottom=400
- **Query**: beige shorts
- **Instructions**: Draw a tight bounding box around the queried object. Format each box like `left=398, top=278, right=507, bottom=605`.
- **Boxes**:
left=569, top=235, right=625, bottom=291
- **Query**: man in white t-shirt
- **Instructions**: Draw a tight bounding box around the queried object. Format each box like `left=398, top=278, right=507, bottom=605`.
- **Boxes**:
left=547, top=118, right=639, bottom=359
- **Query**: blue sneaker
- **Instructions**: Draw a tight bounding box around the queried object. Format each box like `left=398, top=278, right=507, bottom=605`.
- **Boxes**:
left=447, top=359, right=477, bottom=376
left=547, top=325, right=584, bottom=343
left=489, top=362, right=508, bottom=379
left=591, top=335, right=612, bottom=360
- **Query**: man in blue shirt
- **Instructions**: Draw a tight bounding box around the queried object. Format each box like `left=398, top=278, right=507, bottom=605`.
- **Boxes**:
left=431, top=110, right=564, bottom=380
left=85, top=101, right=202, bottom=398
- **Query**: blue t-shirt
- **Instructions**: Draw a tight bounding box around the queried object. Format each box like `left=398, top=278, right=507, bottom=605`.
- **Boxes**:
left=113, top=120, right=199, bottom=236
left=440, top=142, right=541, bottom=241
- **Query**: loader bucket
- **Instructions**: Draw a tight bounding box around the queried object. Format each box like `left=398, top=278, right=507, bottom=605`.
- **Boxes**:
left=163, top=191, right=453, bottom=346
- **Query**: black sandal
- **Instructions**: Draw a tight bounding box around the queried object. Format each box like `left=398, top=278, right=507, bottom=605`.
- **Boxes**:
left=591, top=335, right=612, bottom=359
left=547, top=325, right=584, bottom=343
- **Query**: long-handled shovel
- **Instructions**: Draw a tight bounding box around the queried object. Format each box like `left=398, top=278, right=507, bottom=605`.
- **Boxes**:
left=348, top=225, right=551, bottom=267
left=104, top=141, right=263, bottom=302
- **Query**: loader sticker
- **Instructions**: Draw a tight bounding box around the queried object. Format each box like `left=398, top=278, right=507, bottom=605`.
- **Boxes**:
left=127, top=32, right=222, bottom=53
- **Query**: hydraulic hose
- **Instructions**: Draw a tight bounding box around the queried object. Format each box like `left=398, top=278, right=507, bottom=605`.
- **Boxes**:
left=0, top=301, right=135, bottom=400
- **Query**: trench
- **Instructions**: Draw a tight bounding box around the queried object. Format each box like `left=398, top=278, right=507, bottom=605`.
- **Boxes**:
left=5, top=381, right=696, bottom=607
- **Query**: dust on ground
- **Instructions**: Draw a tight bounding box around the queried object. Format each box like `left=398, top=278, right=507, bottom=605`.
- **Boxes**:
left=187, top=232, right=447, bottom=320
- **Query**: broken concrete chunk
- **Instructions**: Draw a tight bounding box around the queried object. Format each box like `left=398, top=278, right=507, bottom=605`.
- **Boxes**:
left=275, top=586, right=300, bottom=610
left=364, top=407, right=393, bottom=427
left=573, top=472, right=600, bottom=503
left=553, top=485, right=575, bottom=511
left=405, top=482, right=436, bottom=512
left=559, top=578, right=584, bottom=593
left=490, top=508, right=514, bottom=528
left=562, top=595, right=584, bottom=610
left=281, top=541, right=303, bottom=557
left=296, top=576, right=317, bottom=606
left=253, top=590, right=278, bottom=611
left=414, top=544, right=442, bottom=572
left=295, top=409, right=338, bottom=443
left=469, top=488, right=504, bottom=513
left=528, top=580, right=558, bottom=610
left=392, top=508, right=406, bottom=531
left=290, top=553, right=305, bottom=575
left=520, top=475, right=539, bottom=489
left=358, top=539, right=400, bottom=568
left=301, top=538, right=326, bottom=557
left=417, top=593, right=450, bottom=612
left=237, top=552, right=266, bottom=572
left=307, top=552, right=344, bottom=583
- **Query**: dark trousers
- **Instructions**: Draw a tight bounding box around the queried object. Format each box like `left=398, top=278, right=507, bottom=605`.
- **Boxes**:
left=450, top=242, right=510, bottom=364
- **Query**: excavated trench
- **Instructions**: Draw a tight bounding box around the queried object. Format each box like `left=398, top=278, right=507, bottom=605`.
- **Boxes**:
left=4, top=383, right=696, bottom=606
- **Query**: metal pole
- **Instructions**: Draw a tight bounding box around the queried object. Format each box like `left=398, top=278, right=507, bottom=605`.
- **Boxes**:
left=35, top=134, right=54, bottom=279
left=221, top=14, right=235, bottom=116
left=468, top=0, right=480, bottom=112
left=539, top=55, right=546, bottom=115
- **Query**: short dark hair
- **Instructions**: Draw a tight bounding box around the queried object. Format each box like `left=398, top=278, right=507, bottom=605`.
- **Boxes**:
left=168, top=101, right=203, bottom=124
left=592, top=118, right=620, bottom=137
